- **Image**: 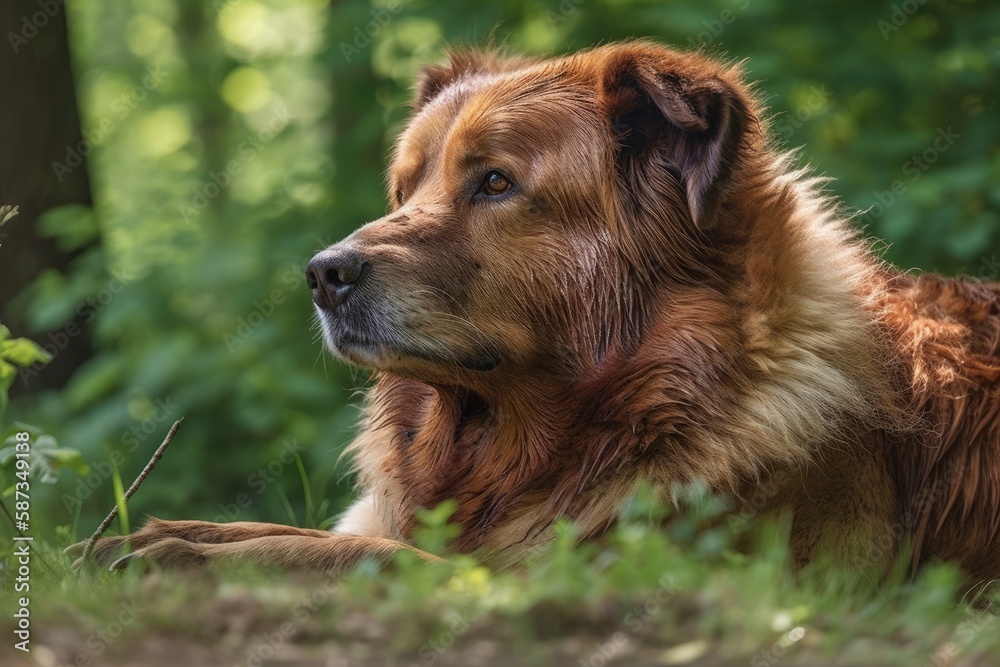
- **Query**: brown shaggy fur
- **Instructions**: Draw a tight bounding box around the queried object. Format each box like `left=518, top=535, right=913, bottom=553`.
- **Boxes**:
left=81, top=42, right=1000, bottom=588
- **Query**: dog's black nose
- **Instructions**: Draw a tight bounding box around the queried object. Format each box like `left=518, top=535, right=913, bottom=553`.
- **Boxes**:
left=306, top=247, right=368, bottom=310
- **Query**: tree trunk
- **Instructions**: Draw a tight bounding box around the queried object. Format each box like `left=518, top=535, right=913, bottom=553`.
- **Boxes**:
left=0, top=1, right=95, bottom=394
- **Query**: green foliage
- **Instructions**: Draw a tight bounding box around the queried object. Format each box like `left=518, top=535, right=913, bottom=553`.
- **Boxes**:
left=0, top=325, right=85, bottom=508
left=0, top=323, right=52, bottom=420
left=0, top=430, right=86, bottom=487
left=412, top=499, right=462, bottom=554
left=6, top=495, right=997, bottom=664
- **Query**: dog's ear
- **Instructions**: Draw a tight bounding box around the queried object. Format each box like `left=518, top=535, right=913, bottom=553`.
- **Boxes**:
left=412, top=50, right=496, bottom=112
left=414, top=63, right=458, bottom=111
left=598, top=47, right=750, bottom=230
left=413, top=49, right=539, bottom=113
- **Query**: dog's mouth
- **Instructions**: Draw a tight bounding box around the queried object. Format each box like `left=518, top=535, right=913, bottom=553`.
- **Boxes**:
left=316, top=309, right=501, bottom=374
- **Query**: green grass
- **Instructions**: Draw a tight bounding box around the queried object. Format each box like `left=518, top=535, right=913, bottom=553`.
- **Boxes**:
left=2, top=491, right=998, bottom=666
left=110, top=461, right=129, bottom=536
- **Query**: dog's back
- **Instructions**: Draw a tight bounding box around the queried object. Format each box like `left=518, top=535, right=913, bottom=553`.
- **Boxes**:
left=882, top=273, right=1000, bottom=583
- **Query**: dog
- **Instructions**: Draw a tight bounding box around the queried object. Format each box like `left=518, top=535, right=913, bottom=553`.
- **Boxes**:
left=70, top=41, right=1000, bottom=588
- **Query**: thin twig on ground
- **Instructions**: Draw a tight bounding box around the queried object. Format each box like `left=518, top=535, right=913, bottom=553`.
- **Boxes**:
left=76, top=417, right=183, bottom=567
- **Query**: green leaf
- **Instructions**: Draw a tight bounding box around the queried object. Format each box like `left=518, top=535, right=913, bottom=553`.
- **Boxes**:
left=0, top=337, right=52, bottom=367
left=413, top=500, right=461, bottom=553
left=0, top=365, right=9, bottom=417
left=0, top=359, right=15, bottom=387
left=0, top=431, right=87, bottom=484
left=44, top=446, right=90, bottom=475
left=37, top=204, right=98, bottom=252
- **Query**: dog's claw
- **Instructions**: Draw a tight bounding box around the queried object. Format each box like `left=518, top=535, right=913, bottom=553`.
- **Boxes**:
left=66, top=540, right=98, bottom=571
left=109, top=552, right=138, bottom=573
left=63, top=540, right=86, bottom=557
left=65, top=535, right=131, bottom=569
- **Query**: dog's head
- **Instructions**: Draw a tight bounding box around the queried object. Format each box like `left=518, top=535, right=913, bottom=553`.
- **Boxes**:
left=308, top=42, right=755, bottom=386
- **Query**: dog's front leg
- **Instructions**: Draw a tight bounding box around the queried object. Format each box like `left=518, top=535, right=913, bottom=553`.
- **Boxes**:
left=64, top=517, right=439, bottom=572
left=103, top=533, right=442, bottom=574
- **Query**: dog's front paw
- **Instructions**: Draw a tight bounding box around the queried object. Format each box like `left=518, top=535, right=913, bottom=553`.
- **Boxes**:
left=107, top=537, right=209, bottom=572
left=63, top=517, right=203, bottom=571
left=64, top=535, right=131, bottom=570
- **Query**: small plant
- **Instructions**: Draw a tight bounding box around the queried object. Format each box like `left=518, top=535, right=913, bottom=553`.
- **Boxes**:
left=0, top=322, right=86, bottom=500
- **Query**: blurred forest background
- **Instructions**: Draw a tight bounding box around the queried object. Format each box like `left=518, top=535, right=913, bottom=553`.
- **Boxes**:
left=2, top=0, right=998, bottom=539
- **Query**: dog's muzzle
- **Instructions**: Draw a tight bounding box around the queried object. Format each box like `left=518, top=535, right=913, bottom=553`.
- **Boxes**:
left=305, top=246, right=368, bottom=312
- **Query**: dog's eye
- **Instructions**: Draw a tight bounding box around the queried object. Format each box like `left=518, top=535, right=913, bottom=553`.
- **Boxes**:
left=481, top=171, right=512, bottom=196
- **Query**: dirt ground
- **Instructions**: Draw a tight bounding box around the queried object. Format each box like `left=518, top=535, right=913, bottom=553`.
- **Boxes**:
left=0, top=630, right=946, bottom=667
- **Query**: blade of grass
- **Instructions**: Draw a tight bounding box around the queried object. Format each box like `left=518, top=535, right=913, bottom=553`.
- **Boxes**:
left=275, top=484, right=298, bottom=527
left=111, top=460, right=129, bottom=535
left=71, top=498, right=82, bottom=542
left=293, top=453, right=314, bottom=529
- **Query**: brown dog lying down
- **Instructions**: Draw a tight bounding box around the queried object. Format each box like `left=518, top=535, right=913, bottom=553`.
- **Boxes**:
left=69, top=41, right=1000, bottom=587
